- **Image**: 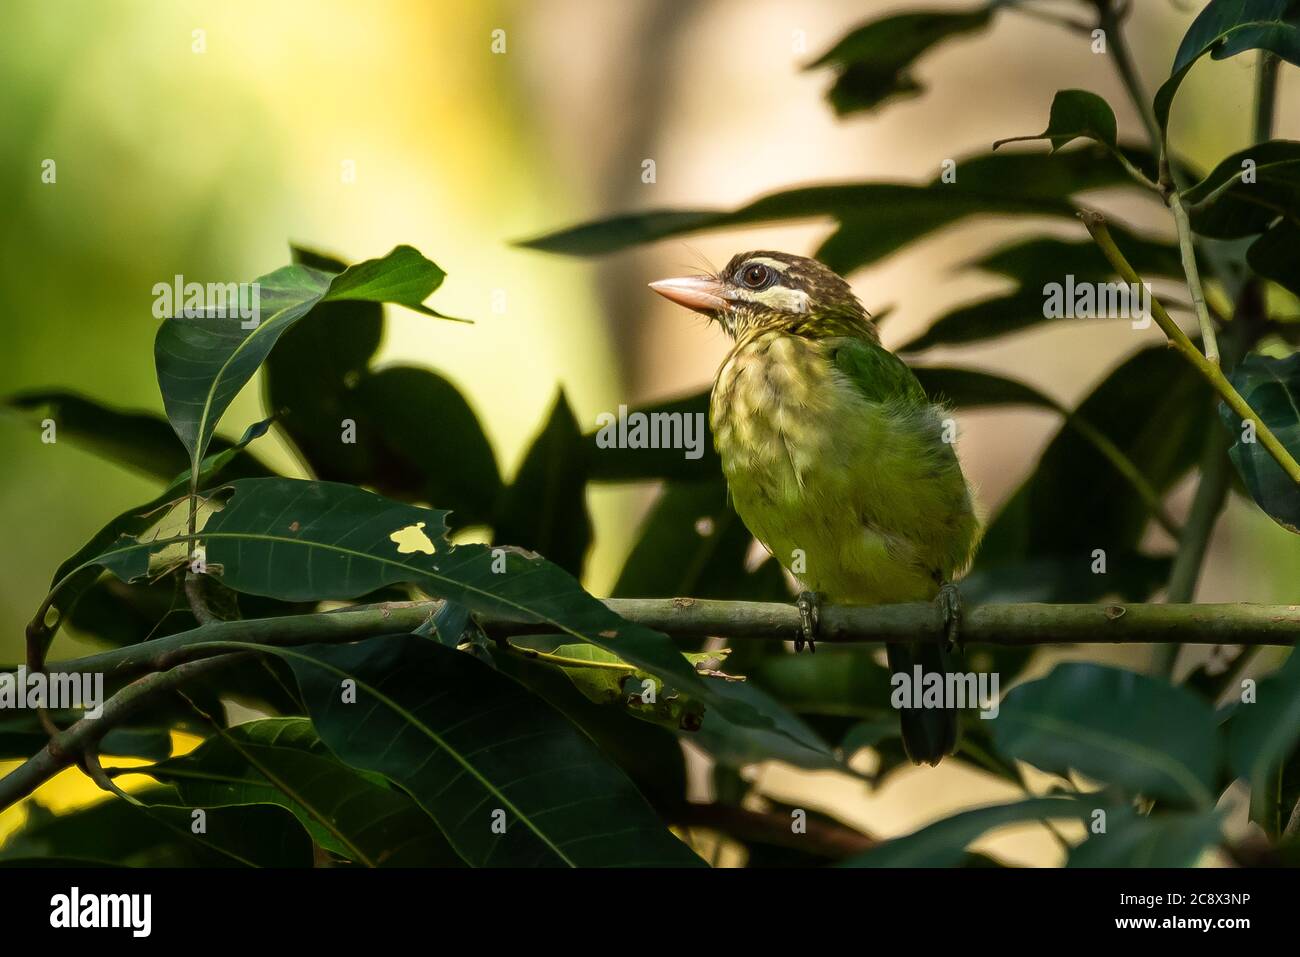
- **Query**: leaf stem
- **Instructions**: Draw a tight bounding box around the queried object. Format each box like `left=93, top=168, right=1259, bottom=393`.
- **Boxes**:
left=1168, top=192, right=1219, bottom=364
left=1080, top=211, right=1300, bottom=484
left=1254, top=51, right=1280, bottom=144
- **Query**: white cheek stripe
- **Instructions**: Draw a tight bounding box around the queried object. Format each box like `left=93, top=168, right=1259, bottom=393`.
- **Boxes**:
left=753, top=286, right=811, bottom=313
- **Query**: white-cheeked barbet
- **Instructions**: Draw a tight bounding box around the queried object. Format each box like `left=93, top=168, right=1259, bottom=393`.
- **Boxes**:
left=651, top=251, right=979, bottom=765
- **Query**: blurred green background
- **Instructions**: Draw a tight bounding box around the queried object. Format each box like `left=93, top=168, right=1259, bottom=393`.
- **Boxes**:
left=2, top=0, right=1298, bottom=863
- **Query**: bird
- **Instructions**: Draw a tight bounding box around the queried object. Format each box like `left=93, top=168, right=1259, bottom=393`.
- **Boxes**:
left=650, top=251, right=979, bottom=765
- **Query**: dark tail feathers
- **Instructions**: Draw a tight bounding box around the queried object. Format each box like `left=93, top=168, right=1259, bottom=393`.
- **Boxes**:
left=886, top=640, right=959, bottom=766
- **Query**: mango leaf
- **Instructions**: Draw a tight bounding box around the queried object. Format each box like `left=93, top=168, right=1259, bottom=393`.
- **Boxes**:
left=493, top=391, right=591, bottom=576
left=1218, top=353, right=1300, bottom=533
left=584, top=392, right=719, bottom=482
left=613, top=479, right=788, bottom=604
left=841, top=797, right=1092, bottom=867
left=1226, top=649, right=1300, bottom=832
left=265, top=248, right=498, bottom=522
left=959, top=553, right=1171, bottom=604
left=965, top=231, right=1184, bottom=286
left=0, top=789, right=312, bottom=867
left=993, top=89, right=1119, bottom=153
left=495, top=650, right=689, bottom=809
left=750, top=648, right=896, bottom=724
left=690, top=677, right=842, bottom=772
left=806, top=7, right=994, bottom=116
left=1155, top=0, right=1300, bottom=134
left=520, top=147, right=1151, bottom=275
left=818, top=148, right=1163, bottom=276
left=1247, top=218, right=1300, bottom=296
left=30, top=418, right=276, bottom=654
left=136, top=717, right=461, bottom=866
left=264, top=635, right=704, bottom=867
left=979, top=345, right=1211, bottom=565
left=354, top=368, right=502, bottom=524
left=992, top=663, right=1220, bottom=807
left=155, top=245, right=450, bottom=469
left=911, top=367, right=1057, bottom=409
left=504, top=635, right=736, bottom=731
left=53, top=476, right=768, bottom=731
left=902, top=230, right=1183, bottom=352
left=1182, top=141, right=1300, bottom=238
left=1067, top=808, right=1223, bottom=867
left=3, top=391, right=270, bottom=484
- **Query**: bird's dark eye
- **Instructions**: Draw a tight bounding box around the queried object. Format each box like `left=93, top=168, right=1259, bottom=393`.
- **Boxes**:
left=739, top=263, right=773, bottom=289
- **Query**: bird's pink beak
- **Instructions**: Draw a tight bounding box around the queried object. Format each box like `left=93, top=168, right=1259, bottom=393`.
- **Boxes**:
left=648, top=276, right=728, bottom=314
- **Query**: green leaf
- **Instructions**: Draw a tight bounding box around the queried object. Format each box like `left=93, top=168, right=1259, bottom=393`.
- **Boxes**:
left=265, top=251, right=498, bottom=522
left=583, top=392, right=719, bottom=482
left=266, top=635, right=704, bottom=867
left=137, top=717, right=462, bottom=866
left=3, top=391, right=270, bottom=484
left=1247, top=218, right=1300, bottom=296
left=750, top=648, right=895, bottom=723
left=1226, top=649, right=1300, bottom=831
left=0, top=790, right=312, bottom=867
left=979, top=345, right=1211, bottom=565
left=993, top=663, right=1221, bottom=807
left=841, top=797, right=1092, bottom=867
left=493, top=391, right=591, bottom=576
left=1219, top=353, right=1300, bottom=533
left=901, top=230, right=1183, bottom=352
left=495, top=650, right=688, bottom=809
left=519, top=146, right=1149, bottom=273
left=959, top=553, right=1171, bottom=604
left=506, top=636, right=731, bottom=731
left=353, top=368, right=502, bottom=524
left=966, top=232, right=1184, bottom=286
left=1067, top=808, right=1223, bottom=867
left=1182, top=140, right=1300, bottom=238
left=31, top=419, right=277, bottom=654
left=1155, top=0, right=1300, bottom=134
left=911, top=367, right=1058, bottom=409
left=807, top=7, right=994, bottom=116
left=155, top=245, right=449, bottom=469
left=60, top=476, right=767, bottom=731
left=690, top=677, right=841, bottom=772
left=993, top=89, right=1119, bottom=153
left=612, top=479, right=788, bottom=604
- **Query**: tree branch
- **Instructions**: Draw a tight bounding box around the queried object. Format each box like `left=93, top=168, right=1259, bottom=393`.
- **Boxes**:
left=22, top=598, right=1300, bottom=686
left=0, top=655, right=241, bottom=810
left=4, top=597, right=1298, bottom=812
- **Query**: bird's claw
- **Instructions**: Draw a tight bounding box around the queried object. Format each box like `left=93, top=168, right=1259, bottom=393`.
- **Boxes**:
left=936, top=582, right=962, bottom=654
left=795, top=591, right=820, bottom=654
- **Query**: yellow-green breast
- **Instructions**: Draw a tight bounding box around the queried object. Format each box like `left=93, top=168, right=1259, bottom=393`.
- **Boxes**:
left=710, top=330, right=978, bottom=604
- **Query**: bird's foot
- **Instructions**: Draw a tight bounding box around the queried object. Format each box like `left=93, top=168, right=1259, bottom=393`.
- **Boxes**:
left=795, top=591, right=820, bottom=654
left=936, top=582, right=963, bottom=653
